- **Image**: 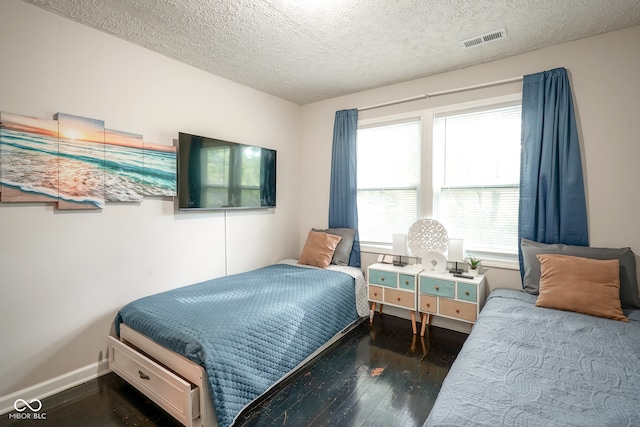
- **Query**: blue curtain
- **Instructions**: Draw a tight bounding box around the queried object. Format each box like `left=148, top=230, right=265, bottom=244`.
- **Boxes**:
left=518, top=67, right=589, bottom=278
left=329, top=109, right=361, bottom=267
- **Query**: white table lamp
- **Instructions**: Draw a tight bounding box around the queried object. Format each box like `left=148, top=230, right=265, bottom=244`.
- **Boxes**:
left=392, top=233, right=408, bottom=255
left=392, top=233, right=408, bottom=266
left=448, top=238, right=464, bottom=274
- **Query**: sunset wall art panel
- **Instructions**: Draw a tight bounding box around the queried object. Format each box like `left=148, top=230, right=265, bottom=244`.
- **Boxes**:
left=0, top=110, right=177, bottom=212
left=55, top=112, right=106, bottom=210
left=0, top=112, right=60, bottom=203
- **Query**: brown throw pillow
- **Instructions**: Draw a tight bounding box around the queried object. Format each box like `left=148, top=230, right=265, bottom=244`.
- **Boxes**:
left=298, top=230, right=342, bottom=269
left=535, top=254, right=628, bottom=322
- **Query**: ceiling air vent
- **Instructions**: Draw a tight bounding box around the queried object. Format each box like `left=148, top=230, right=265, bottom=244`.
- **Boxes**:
left=459, top=27, right=507, bottom=49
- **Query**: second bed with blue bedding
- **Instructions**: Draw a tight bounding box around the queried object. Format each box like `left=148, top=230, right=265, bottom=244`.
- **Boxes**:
left=115, top=262, right=366, bottom=427
left=424, top=289, right=640, bottom=426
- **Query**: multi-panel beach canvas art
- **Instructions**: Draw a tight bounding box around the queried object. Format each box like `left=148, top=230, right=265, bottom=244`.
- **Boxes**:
left=0, top=111, right=176, bottom=211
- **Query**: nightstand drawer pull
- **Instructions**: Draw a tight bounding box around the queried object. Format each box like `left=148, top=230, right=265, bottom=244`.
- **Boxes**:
left=465, top=291, right=470, bottom=296
left=381, top=277, right=385, bottom=281
left=405, top=280, right=409, bottom=285
left=435, top=286, right=439, bottom=291
left=397, top=297, right=401, bottom=302
left=139, top=370, right=150, bottom=380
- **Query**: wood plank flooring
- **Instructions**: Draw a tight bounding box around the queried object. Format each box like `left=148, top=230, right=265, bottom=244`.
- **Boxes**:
left=0, top=314, right=466, bottom=427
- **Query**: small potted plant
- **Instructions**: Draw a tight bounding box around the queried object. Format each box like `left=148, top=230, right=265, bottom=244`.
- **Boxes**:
left=467, top=257, right=481, bottom=276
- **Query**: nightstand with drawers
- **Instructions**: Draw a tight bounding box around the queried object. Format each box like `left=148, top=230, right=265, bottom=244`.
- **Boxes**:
left=418, top=272, right=486, bottom=336
left=367, top=263, right=423, bottom=334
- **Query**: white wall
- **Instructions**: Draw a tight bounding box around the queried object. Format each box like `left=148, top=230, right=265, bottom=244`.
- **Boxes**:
left=0, top=0, right=301, bottom=398
left=300, top=25, right=640, bottom=328
left=2, top=0, right=640, bottom=401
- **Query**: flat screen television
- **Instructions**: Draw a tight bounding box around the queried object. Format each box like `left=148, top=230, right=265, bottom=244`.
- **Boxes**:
left=177, top=132, right=276, bottom=210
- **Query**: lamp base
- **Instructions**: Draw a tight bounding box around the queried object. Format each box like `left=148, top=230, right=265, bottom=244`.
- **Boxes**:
left=393, top=256, right=407, bottom=267
left=448, top=261, right=463, bottom=275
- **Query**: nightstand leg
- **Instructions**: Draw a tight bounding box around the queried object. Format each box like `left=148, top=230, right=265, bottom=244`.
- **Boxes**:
left=370, top=302, right=376, bottom=324
left=420, top=313, right=428, bottom=337
left=411, top=311, right=417, bottom=335
left=379, top=304, right=384, bottom=314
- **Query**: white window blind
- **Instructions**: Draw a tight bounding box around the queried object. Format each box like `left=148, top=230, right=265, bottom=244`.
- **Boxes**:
left=357, top=119, right=421, bottom=245
left=433, top=102, right=521, bottom=258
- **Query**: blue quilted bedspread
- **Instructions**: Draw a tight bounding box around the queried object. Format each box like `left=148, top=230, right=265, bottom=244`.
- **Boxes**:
left=115, top=264, right=359, bottom=427
left=425, top=289, right=640, bottom=427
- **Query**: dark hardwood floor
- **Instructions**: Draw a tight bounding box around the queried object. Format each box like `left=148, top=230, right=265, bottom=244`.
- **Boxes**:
left=1, top=314, right=466, bottom=427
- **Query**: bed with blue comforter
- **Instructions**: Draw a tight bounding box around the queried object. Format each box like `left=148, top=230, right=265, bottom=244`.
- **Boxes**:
left=425, top=288, right=640, bottom=427
left=115, top=261, right=367, bottom=427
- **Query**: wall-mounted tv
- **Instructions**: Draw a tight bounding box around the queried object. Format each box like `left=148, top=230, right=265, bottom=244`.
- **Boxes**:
left=177, top=132, right=276, bottom=210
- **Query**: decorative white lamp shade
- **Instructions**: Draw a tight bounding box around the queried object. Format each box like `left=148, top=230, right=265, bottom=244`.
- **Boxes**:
left=447, top=238, right=464, bottom=274
left=392, top=233, right=408, bottom=255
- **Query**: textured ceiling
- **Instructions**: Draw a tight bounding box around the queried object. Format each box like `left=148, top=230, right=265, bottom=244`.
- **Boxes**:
left=22, top=0, right=640, bottom=105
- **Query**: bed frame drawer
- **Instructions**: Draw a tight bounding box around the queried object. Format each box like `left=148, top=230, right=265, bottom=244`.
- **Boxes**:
left=108, top=336, right=200, bottom=427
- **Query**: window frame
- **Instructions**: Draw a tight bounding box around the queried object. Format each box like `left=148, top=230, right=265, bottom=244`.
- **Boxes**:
left=356, top=115, right=422, bottom=246
left=357, top=93, right=522, bottom=270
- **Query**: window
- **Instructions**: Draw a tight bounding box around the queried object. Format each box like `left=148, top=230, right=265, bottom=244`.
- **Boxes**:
left=433, top=102, right=521, bottom=259
left=357, top=119, right=421, bottom=244
left=203, top=145, right=261, bottom=207
left=356, top=97, right=522, bottom=262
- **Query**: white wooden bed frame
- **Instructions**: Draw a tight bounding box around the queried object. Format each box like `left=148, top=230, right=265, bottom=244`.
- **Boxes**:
left=108, top=318, right=364, bottom=427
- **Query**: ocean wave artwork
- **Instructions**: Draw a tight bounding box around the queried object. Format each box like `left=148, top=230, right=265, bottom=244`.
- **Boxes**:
left=56, top=112, right=106, bottom=209
left=143, top=141, right=178, bottom=197
left=0, top=112, right=60, bottom=203
left=0, top=111, right=177, bottom=211
left=105, top=128, right=144, bottom=203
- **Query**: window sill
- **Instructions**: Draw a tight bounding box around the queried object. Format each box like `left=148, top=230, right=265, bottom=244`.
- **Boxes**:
left=361, top=243, right=395, bottom=255
left=360, top=244, right=520, bottom=271
left=480, top=259, right=519, bottom=271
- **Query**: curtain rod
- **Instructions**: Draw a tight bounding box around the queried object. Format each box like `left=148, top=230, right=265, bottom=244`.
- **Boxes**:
left=358, top=76, right=523, bottom=112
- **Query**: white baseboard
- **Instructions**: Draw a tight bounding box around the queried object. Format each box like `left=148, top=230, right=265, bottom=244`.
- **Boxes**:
left=0, top=360, right=111, bottom=416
